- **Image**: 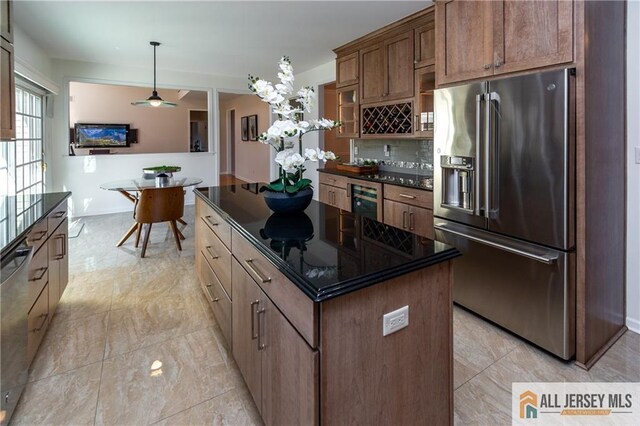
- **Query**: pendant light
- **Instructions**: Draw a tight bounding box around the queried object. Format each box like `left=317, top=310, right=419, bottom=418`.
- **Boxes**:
left=131, top=41, right=177, bottom=107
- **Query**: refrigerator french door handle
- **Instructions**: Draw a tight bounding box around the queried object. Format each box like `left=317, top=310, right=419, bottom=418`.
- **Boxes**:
left=434, top=222, right=559, bottom=265
left=487, top=92, right=501, bottom=219
left=483, top=93, right=492, bottom=219
left=475, top=93, right=483, bottom=216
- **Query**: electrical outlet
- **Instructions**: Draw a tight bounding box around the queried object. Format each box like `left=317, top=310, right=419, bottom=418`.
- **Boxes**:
left=384, top=144, right=391, bottom=157
left=635, top=147, right=640, bottom=164
left=354, top=146, right=359, bottom=155
left=383, top=305, right=409, bottom=336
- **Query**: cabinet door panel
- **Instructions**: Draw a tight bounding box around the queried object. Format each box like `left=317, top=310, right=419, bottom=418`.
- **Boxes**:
left=232, top=259, right=263, bottom=413
left=48, top=234, right=61, bottom=315
left=383, top=199, right=409, bottom=231
left=408, top=204, right=434, bottom=239
left=0, top=0, right=12, bottom=43
left=415, top=20, right=435, bottom=68
left=1, top=37, right=15, bottom=140
left=495, top=0, right=573, bottom=74
left=436, top=0, right=494, bottom=85
left=385, top=31, right=414, bottom=100
left=58, top=218, right=69, bottom=298
left=261, top=297, right=318, bottom=426
left=360, top=44, right=385, bottom=104
left=336, top=52, right=358, bottom=88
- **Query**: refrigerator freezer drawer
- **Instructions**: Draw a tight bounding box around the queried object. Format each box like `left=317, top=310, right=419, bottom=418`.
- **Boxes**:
left=435, top=221, right=575, bottom=359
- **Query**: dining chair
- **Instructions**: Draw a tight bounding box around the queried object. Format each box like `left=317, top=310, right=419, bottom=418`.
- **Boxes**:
left=133, top=187, right=184, bottom=258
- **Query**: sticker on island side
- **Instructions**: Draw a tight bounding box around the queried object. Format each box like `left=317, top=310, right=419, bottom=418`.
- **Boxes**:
left=512, top=382, right=640, bottom=425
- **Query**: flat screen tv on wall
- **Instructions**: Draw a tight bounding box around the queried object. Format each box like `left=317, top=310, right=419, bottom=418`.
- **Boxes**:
left=74, top=123, right=130, bottom=148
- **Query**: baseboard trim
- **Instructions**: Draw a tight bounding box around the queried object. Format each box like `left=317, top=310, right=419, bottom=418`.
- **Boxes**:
left=627, top=316, right=640, bottom=334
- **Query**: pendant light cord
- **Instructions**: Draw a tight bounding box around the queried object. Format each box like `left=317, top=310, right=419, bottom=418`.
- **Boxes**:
left=153, top=43, right=157, bottom=92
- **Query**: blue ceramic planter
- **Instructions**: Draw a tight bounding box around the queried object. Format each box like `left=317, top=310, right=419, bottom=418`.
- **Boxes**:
left=263, top=188, right=313, bottom=213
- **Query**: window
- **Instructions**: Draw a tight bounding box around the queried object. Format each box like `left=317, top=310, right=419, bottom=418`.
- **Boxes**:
left=0, top=78, right=46, bottom=233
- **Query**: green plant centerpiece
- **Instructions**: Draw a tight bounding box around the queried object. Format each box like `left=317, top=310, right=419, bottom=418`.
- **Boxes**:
left=249, top=56, right=340, bottom=213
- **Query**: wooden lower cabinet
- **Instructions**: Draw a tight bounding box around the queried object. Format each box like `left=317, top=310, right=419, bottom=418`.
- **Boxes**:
left=232, top=258, right=319, bottom=425
left=383, top=198, right=433, bottom=239
left=27, top=284, right=49, bottom=363
left=319, top=183, right=350, bottom=211
left=48, top=217, right=68, bottom=314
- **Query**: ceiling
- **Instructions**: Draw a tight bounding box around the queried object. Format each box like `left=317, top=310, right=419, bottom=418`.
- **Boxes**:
left=14, top=1, right=430, bottom=80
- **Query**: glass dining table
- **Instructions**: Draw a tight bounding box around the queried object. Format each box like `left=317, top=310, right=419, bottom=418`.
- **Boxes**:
left=100, top=177, right=203, bottom=247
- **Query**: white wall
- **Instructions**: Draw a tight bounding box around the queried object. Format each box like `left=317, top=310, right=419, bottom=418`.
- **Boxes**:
left=626, top=1, right=640, bottom=333
left=285, top=60, right=336, bottom=198
left=47, top=59, right=247, bottom=216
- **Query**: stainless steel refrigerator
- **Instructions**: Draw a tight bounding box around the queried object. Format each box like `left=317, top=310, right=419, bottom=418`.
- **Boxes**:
left=433, top=68, right=575, bottom=360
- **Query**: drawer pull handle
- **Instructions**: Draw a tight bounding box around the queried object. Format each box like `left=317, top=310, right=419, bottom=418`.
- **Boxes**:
left=30, top=267, right=48, bottom=281
left=30, top=231, right=47, bottom=242
left=204, top=285, right=217, bottom=303
left=51, top=211, right=65, bottom=219
left=250, top=300, right=259, bottom=339
left=399, top=193, right=416, bottom=199
left=205, top=246, right=219, bottom=259
left=203, top=216, right=219, bottom=227
left=245, top=259, right=271, bottom=283
left=31, top=313, right=48, bottom=332
left=257, top=307, right=266, bottom=350
left=402, top=211, right=408, bottom=229
left=409, top=212, right=415, bottom=231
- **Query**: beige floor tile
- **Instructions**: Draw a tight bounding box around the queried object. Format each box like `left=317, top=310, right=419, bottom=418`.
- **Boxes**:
left=28, top=311, right=109, bottom=382
left=54, top=275, right=115, bottom=323
left=154, top=390, right=253, bottom=426
left=96, top=327, right=239, bottom=425
left=104, top=290, right=216, bottom=358
left=453, top=306, right=522, bottom=388
left=12, top=362, right=102, bottom=425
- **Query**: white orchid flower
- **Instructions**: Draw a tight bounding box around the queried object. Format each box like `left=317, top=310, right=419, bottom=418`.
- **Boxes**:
left=261, top=120, right=300, bottom=144
left=309, top=118, right=338, bottom=130
left=275, top=150, right=305, bottom=172
left=304, top=147, right=336, bottom=163
left=296, top=87, right=316, bottom=112
left=304, top=148, right=319, bottom=161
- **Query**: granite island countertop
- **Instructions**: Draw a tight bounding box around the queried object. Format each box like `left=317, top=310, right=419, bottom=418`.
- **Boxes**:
left=1, top=192, right=71, bottom=257
left=194, top=185, right=457, bottom=301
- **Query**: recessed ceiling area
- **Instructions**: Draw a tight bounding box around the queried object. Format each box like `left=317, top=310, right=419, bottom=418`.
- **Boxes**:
left=13, top=1, right=431, bottom=78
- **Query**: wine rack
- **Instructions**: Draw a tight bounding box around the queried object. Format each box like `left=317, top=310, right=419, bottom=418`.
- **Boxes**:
left=361, top=102, right=413, bottom=136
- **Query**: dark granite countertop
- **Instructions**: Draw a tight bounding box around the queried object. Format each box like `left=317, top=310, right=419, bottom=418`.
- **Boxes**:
left=1, top=192, right=71, bottom=257
left=319, top=168, right=433, bottom=191
left=194, top=185, right=458, bottom=302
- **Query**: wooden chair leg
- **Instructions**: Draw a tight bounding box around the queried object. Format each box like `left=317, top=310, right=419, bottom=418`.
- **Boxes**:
left=170, top=220, right=182, bottom=251
left=135, top=223, right=142, bottom=247
left=116, top=222, right=139, bottom=247
left=141, top=223, right=152, bottom=258
left=178, top=218, right=187, bottom=226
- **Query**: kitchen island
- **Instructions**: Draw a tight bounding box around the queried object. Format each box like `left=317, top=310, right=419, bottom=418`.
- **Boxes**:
left=194, top=185, right=458, bottom=425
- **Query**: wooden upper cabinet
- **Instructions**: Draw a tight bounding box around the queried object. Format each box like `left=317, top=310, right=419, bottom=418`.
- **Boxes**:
left=360, top=30, right=414, bottom=104
left=336, top=52, right=359, bottom=88
left=385, top=31, right=414, bottom=101
left=0, top=0, right=12, bottom=43
left=493, top=0, right=573, bottom=75
left=359, top=43, right=385, bottom=104
left=1, top=37, right=15, bottom=140
left=437, top=0, right=574, bottom=85
left=436, top=0, right=494, bottom=85
left=414, top=18, right=435, bottom=68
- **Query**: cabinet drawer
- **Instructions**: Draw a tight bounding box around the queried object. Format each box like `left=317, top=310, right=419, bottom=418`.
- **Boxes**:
left=198, top=255, right=232, bottom=345
left=383, top=199, right=434, bottom=239
left=47, top=204, right=67, bottom=233
left=319, top=173, right=350, bottom=190
left=26, top=219, right=48, bottom=253
left=197, top=217, right=232, bottom=298
left=28, top=243, right=48, bottom=310
left=197, top=199, right=232, bottom=249
left=384, top=184, right=433, bottom=209
left=27, top=284, right=49, bottom=364
left=232, top=231, right=318, bottom=348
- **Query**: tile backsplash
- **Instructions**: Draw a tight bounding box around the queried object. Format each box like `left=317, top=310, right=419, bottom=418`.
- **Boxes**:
left=353, top=139, right=433, bottom=176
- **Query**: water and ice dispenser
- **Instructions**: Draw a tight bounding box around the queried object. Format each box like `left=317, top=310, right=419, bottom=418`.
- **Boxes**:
left=440, top=155, right=475, bottom=212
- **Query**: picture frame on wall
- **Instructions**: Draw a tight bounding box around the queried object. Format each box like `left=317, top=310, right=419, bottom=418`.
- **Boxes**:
left=248, top=115, right=258, bottom=141
left=241, top=116, right=249, bottom=141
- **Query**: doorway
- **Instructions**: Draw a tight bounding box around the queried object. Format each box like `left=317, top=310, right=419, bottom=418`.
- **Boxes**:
left=189, top=110, right=208, bottom=152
